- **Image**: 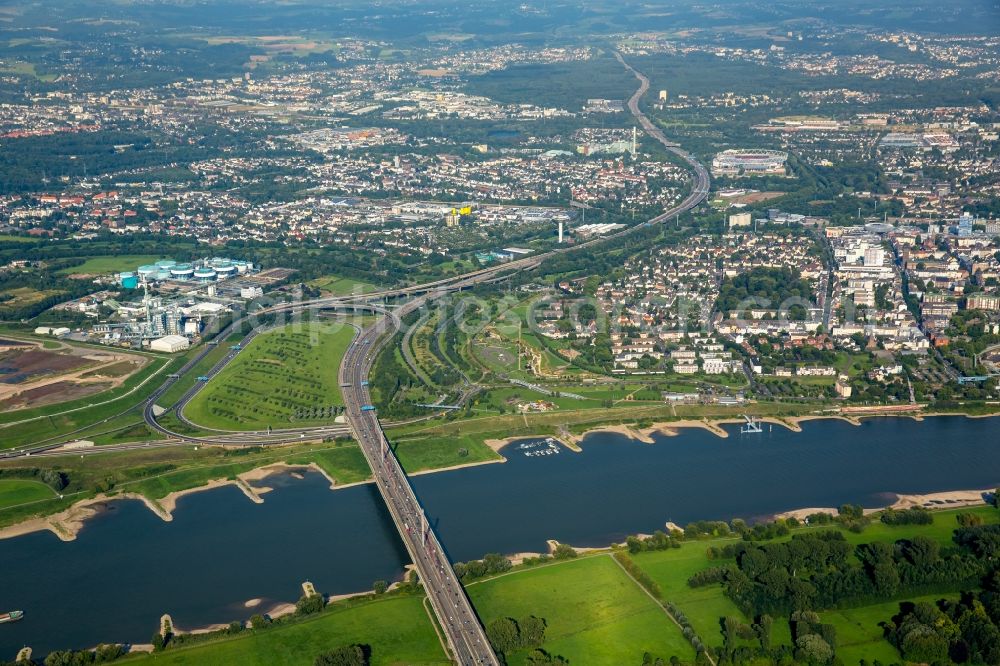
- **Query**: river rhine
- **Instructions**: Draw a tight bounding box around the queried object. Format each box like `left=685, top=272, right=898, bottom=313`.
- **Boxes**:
left=2, top=415, right=998, bottom=656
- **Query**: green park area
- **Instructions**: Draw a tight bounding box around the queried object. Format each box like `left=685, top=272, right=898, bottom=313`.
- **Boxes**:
left=467, top=555, right=695, bottom=664
left=307, top=275, right=379, bottom=296
left=123, top=595, right=448, bottom=665
left=184, top=322, right=355, bottom=431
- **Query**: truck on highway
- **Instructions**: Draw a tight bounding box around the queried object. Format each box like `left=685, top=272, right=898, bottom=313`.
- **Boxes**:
left=360, top=405, right=376, bottom=412
left=196, top=375, right=210, bottom=382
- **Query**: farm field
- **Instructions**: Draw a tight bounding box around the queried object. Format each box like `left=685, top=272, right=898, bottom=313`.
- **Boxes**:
left=184, top=322, right=355, bottom=430
left=123, top=595, right=448, bottom=666
left=467, top=554, right=695, bottom=664
left=0, top=61, right=56, bottom=81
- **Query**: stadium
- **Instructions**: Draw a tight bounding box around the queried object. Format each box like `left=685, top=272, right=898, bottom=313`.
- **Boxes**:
left=711, top=148, right=789, bottom=177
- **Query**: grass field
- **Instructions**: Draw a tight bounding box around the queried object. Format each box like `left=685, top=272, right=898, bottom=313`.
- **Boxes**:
left=633, top=539, right=770, bottom=650
left=836, top=505, right=1000, bottom=548
left=0, top=234, right=41, bottom=243
left=0, top=478, right=56, bottom=509
left=123, top=444, right=373, bottom=504
left=57, top=255, right=169, bottom=275
left=308, top=275, right=379, bottom=296
left=123, top=595, right=448, bottom=665
left=820, top=593, right=950, bottom=664
left=467, top=555, right=695, bottom=664
left=392, top=433, right=502, bottom=473
left=184, top=323, right=355, bottom=430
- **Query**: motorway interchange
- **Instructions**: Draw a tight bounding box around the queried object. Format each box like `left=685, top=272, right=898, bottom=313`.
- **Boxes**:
left=4, top=53, right=711, bottom=665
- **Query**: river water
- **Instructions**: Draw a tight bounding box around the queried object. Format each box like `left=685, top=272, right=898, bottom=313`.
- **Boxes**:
left=2, top=415, right=998, bottom=657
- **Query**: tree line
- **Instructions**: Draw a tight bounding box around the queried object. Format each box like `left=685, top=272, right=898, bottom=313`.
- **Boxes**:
left=691, top=525, right=1000, bottom=619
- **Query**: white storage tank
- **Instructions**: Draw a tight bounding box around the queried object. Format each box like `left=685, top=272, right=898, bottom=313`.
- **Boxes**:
left=214, top=262, right=237, bottom=278
left=194, top=267, right=217, bottom=282
left=170, top=264, right=195, bottom=280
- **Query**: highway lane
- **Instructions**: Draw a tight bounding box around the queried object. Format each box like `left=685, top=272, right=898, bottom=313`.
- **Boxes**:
left=340, top=298, right=499, bottom=665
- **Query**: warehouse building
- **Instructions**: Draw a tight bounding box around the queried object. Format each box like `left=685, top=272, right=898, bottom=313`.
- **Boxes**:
left=150, top=334, right=190, bottom=353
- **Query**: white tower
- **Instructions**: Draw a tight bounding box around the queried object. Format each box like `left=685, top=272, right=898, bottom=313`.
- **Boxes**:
left=558, top=221, right=564, bottom=244
left=631, top=126, right=637, bottom=155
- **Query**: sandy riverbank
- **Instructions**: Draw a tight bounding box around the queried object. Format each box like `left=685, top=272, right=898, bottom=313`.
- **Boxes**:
left=237, top=461, right=368, bottom=493
left=545, top=539, right=606, bottom=557
left=573, top=410, right=994, bottom=444
left=890, top=488, right=993, bottom=510
left=569, top=424, right=655, bottom=445
left=151, top=586, right=378, bottom=639
left=409, top=458, right=505, bottom=477
left=775, top=488, right=994, bottom=521
left=0, top=463, right=356, bottom=542
left=0, top=492, right=172, bottom=543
